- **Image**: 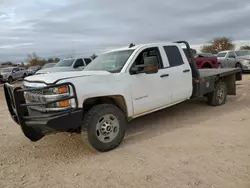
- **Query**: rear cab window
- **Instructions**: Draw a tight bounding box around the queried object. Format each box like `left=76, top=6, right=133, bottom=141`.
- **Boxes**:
left=84, top=58, right=92, bottom=65
left=217, top=52, right=227, bottom=57
left=163, top=46, right=184, bottom=67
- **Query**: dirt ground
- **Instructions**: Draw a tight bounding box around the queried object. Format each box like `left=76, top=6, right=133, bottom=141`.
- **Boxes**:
left=0, top=76, right=250, bottom=188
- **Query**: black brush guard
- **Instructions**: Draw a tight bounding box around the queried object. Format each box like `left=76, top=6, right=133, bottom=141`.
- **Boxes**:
left=3, top=82, right=83, bottom=141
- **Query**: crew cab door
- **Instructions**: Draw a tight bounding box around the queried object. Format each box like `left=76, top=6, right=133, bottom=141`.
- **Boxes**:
left=129, top=46, right=171, bottom=116
left=12, top=68, right=20, bottom=79
left=162, top=45, right=193, bottom=103
left=73, top=58, right=85, bottom=70
left=225, top=51, right=237, bottom=67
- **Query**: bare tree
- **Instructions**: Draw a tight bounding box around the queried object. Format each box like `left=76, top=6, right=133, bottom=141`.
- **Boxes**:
left=201, top=37, right=235, bottom=54
left=90, top=53, right=97, bottom=60
left=239, top=45, right=250, bottom=50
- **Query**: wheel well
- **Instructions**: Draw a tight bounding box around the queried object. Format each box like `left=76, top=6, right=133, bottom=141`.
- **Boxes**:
left=82, top=95, right=128, bottom=117
left=202, top=62, right=212, bottom=68
left=235, top=62, right=241, bottom=67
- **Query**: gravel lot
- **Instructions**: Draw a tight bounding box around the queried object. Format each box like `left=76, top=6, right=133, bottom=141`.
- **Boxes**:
left=0, top=76, right=250, bottom=188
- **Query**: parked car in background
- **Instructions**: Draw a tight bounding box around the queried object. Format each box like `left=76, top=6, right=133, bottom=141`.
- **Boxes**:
left=217, top=50, right=250, bottom=71
left=0, top=67, right=26, bottom=83
left=35, top=57, right=92, bottom=74
left=183, top=49, right=219, bottom=68
left=41, top=63, right=56, bottom=70
left=27, top=66, right=41, bottom=76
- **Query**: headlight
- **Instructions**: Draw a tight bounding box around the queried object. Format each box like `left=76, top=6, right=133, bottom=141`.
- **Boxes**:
left=24, top=84, right=76, bottom=112
left=242, top=60, right=250, bottom=65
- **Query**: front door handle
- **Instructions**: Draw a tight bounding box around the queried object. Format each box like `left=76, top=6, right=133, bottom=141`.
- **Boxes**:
left=160, top=74, right=169, bottom=78
left=183, top=69, right=190, bottom=73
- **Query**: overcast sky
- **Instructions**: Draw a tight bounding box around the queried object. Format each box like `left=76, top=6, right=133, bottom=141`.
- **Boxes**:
left=0, top=0, right=250, bottom=62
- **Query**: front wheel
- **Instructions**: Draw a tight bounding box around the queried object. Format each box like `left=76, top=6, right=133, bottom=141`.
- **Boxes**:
left=82, top=104, right=127, bottom=152
left=207, top=81, right=227, bottom=106
left=236, top=63, right=243, bottom=71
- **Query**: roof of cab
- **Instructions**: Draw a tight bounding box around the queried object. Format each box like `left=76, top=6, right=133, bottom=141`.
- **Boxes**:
left=105, top=42, right=178, bottom=53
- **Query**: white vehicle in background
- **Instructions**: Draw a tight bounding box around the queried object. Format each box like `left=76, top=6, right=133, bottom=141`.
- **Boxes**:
left=0, top=67, right=26, bottom=83
left=36, top=57, right=92, bottom=74
left=40, top=63, right=56, bottom=70
left=217, top=50, right=250, bottom=71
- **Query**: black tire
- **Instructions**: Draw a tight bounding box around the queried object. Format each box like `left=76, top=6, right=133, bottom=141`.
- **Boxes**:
left=202, top=64, right=212, bottom=69
left=236, top=63, right=243, bottom=71
left=82, top=104, right=127, bottom=152
left=217, top=63, right=222, bottom=68
left=8, top=76, right=13, bottom=83
left=23, top=73, right=26, bottom=78
left=207, top=81, right=227, bottom=106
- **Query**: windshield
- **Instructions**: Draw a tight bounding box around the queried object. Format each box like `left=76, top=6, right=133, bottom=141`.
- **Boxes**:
left=1, top=68, right=12, bottom=73
left=84, top=50, right=134, bottom=73
left=42, top=63, right=56, bottom=69
left=235, top=51, right=250, bottom=57
left=54, top=59, right=75, bottom=67
left=217, top=52, right=227, bottom=57
left=28, top=66, right=38, bottom=70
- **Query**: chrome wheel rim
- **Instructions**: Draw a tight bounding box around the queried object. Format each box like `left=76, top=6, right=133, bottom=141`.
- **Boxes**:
left=96, top=114, right=119, bottom=143
left=216, top=87, right=225, bottom=104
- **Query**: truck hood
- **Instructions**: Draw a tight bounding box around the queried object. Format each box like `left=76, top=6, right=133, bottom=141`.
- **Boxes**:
left=24, top=71, right=111, bottom=84
left=36, top=67, right=77, bottom=74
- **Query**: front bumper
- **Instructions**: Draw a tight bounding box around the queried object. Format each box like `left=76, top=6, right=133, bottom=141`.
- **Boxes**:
left=3, top=83, right=83, bottom=142
left=242, top=65, right=250, bottom=71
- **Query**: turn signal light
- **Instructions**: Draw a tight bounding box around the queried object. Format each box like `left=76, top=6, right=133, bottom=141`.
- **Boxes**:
left=57, top=100, right=70, bottom=107
left=57, top=85, right=68, bottom=94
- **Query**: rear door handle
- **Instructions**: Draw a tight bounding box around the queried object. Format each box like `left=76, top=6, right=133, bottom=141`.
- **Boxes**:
left=160, top=74, right=169, bottom=78
left=183, top=69, right=190, bottom=73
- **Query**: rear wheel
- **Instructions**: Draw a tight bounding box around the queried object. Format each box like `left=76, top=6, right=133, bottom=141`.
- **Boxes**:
left=82, top=104, right=127, bottom=152
left=217, top=63, right=222, bottom=68
left=207, top=81, right=227, bottom=106
left=8, top=76, right=13, bottom=83
left=202, top=64, right=212, bottom=69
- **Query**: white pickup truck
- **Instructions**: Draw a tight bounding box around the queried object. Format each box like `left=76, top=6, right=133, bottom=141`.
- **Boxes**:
left=4, top=41, right=242, bottom=152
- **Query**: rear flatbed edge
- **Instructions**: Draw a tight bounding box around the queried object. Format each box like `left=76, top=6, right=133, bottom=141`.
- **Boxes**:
left=199, top=68, right=241, bottom=79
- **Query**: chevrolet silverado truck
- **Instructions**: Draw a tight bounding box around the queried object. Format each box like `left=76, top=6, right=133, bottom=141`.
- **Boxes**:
left=183, top=49, right=219, bottom=68
left=4, top=41, right=242, bottom=152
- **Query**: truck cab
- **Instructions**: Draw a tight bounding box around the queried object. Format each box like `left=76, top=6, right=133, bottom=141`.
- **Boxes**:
left=36, top=57, right=93, bottom=74
left=3, top=41, right=241, bottom=152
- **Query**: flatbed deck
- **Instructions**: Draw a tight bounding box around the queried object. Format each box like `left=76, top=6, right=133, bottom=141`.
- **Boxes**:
left=199, top=68, right=241, bottom=79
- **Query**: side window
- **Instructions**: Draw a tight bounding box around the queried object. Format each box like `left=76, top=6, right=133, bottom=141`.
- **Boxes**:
left=84, top=58, right=92, bottom=65
left=163, top=46, right=184, bottom=67
left=228, top=51, right=235, bottom=58
left=74, top=59, right=84, bottom=67
left=13, top=68, right=19, bottom=72
left=130, top=47, right=163, bottom=74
